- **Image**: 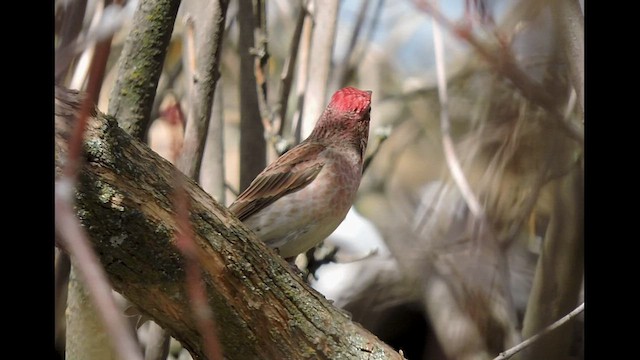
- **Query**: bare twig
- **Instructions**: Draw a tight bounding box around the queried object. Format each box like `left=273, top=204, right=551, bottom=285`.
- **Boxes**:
left=200, top=80, right=227, bottom=203
left=55, top=0, right=88, bottom=83
left=330, top=0, right=370, bottom=89
left=494, top=303, right=584, bottom=360
left=178, top=1, right=231, bottom=180
left=54, top=249, right=71, bottom=351
left=430, top=0, right=485, bottom=220
left=300, top=0, right=340, bottom=138
left=274, top=2, right=307, bottom=139
left=252, top=0, right=273, bottom=137
left=225, top=181, right=239, bottom=197
left=64, top=38, right=111, bottom=178
left=349, top=0, right=385, bottom=72
left=173, top=174, right=224, bottom=360
left=290, top=5, right=313, bottom=144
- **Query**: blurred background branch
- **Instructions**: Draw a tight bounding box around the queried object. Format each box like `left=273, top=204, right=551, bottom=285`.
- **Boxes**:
left=177, top=0, right=230, bottom=180
left=300, top=0, right=340, bottom=138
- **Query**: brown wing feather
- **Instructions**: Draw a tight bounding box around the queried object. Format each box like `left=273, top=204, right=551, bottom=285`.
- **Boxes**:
left=229, top=142, right=326, bottom=221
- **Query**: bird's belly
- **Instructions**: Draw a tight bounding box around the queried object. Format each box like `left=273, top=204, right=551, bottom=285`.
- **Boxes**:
left=244, top=160, right=361, bottom=258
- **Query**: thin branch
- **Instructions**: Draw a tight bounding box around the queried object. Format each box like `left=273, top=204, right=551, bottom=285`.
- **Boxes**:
left=494, top=303, right=584, bottom=360
left=349, top=0, right=385, bottom=71
left=64, top=32, right=112, bottom=179
left=300, top=0, right=340, bottom=138
left=290, top=4, right=313, bottom=144
left=173, top=173, right=224, bottom=360
left=330, top=0, right=370, bottom=89
left=555, top=0, right=584, bottom=118
left=252, top=0, right=273, bottom=138
left=200, top=80, right=227, bottom=204
left=430, top=0, right=485, bottom=220
left=55, top=0, right=88, bottom=83
left=56, top=192, right=143, bottom=360
left=177, top=1, right=231, bottom=180
left=274, top=2, right=307, bottom=139
left=55, top=23, right=144, bottom=359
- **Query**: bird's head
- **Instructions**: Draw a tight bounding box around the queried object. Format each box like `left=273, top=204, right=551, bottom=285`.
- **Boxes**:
left=310, top=87, right=373, bottom=160
left=327, top=86, right=372, bottom=117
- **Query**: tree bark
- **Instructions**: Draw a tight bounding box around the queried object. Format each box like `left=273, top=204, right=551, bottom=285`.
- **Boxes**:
left=107, top=0, right=182, bottom=140
left=55, top=88, right=402, bottom=360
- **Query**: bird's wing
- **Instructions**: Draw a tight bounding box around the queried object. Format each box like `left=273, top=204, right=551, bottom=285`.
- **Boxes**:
left=229, top=142, right=326, bottom=221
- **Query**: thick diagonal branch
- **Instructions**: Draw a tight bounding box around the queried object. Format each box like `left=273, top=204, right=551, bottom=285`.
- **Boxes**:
left=55, top=90, right=402, bottom=360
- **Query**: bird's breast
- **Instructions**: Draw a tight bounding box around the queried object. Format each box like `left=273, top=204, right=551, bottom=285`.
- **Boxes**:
left=243, top=148, right=362, bottom=258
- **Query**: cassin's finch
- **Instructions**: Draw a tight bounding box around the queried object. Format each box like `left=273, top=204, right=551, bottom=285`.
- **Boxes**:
left=229, top=86, right=372, bottom=260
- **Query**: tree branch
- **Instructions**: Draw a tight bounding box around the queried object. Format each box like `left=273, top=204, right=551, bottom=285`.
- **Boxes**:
left=274, top=3, right=307, bottom=142
left=554, top=0, right=584, bottom=117
left=55, top=88, right=403, bottom=360
left=330, top=0, right=370, bottom=90
left=178, top=0, right=231, bottom=180
left=238, top=0, right=267, bottom=191
left=172, top=173, right=223, bottom=359
left=430, top=0, right=484, bottom=221
left=300, top=0, right=340, bottom=138
left=107, top=0, right=181, bottom=140
left=290, top=4, right=313, bottom=144
left=494, top=303, right=584, bottom=360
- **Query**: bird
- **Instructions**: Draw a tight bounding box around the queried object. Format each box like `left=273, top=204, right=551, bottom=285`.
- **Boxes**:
left=229, top=86, right=372, bottom=261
